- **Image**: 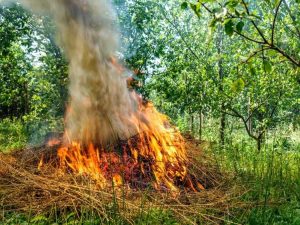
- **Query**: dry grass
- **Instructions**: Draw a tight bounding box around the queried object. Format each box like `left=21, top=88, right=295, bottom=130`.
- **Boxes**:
left=0, top=139, right=249, bottom=224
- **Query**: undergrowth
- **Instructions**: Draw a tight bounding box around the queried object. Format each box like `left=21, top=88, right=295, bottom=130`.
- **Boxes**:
left=1, top=208, right=179, bottom=225
left=205, top=127, right=300, bottom=225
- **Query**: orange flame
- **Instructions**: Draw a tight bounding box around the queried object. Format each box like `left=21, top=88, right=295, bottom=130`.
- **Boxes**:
left=38, top=155, right=44, bottom=171
left=57, top=102, right=194, bottom=191
left=47, top=138, right=61, bottom=147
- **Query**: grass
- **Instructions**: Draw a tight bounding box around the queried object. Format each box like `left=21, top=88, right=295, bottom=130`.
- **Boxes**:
left=1, top=208, right=179, bottom=225
left=0, top=119, right=299, bottom=224
left=207, top=127, right=300, bottom=225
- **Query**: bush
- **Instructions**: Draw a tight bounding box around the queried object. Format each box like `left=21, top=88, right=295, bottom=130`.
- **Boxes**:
left=0, top=118, right=27, bottom=152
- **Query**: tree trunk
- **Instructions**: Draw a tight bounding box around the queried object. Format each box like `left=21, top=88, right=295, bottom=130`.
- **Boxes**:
left=191, top=113, right=194, bottom=134
left=256, top=112, right=265, bottom=152
left=24, top=82, right=29, bottom=115
left=220, top=107, right=226, bottom=147
left=247, top=96, right=252, bottom=134
left=217, top=28, right=225, bottom=147
left=257, top=136, right=262, bottom=152
left=199, top=111, right=203, bottom=141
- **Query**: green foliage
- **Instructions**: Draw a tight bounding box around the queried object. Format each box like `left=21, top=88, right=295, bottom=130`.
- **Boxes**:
left=224, top=19, right=234, bottom=36
left=181, top=2, right=188, bottom=10
left=122, top=0, right=299, bottom=150
left=200, top=121, right=300, bottom=224
left=190, top=2, right=201, bottom=18
left=186, top=0, right=300, bottom=67
left=0, top=4, right=67, bottom=146
left=236, top=21, right=244, bottom=33
left=134, top=209, right=178, bottom=225
left=0, top=118, right=27, bottom=151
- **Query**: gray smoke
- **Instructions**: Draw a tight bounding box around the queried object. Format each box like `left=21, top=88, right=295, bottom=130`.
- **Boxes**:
left=6, top=0, right=145, bottom=146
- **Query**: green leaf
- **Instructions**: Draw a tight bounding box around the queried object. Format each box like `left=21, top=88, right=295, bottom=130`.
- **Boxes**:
left=66, top=212, right=75, bottom=220
left=263, top=60, right=272, bottom=73
left=248, top=63, right=256, bottom=75
left=266, top=49, right=277, bottom=57
left=225, top=0, right=239, bottom=8
left=224, top=19, right=234, bottom=36
left=30, top=215, right=48, bottom=223
left=250, top=13, right=261, bottom=20
left=274, top=0, right=280, bottom=8
left=181, top=2, right=188, bottom=10
left=209, top=18, right=218, bottom=27
left=236, top=21, right=244, bottom=33
left=190, top=3, right=201, bottom=18
left=235, top=9, right=241, bottom=17
left=232, top=78, right=245, bottom=93
left=250, top=67, right=256, bottom=75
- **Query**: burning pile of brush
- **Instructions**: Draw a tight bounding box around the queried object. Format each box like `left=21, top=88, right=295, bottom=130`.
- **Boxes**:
left=51, top=102, right=205, bottom=192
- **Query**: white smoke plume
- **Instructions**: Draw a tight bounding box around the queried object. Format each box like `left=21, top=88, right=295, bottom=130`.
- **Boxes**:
left=3, top=0, right=146, bottom=146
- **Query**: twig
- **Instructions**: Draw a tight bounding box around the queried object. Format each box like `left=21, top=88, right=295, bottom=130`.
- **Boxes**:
left=271, top=0, right=283, bottom=44
left=270, top=45, right=300, bottom=67
left=241, top=0, right=269, bottom=44
left=283, top=0, right=300, bottom=38
left=234, top=30, right=265, bottom=44
left=244, top=47, right=270, bottom=63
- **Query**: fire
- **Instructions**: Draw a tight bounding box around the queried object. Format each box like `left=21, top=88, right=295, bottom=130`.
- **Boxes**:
left=57, top=102, right=198, bottom=192
left=47, top=138, right=61, bottom=147
left=38, top=155, right=44, bottom=171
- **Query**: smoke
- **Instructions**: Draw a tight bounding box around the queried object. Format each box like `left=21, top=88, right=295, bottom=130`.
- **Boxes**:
left=7, top=0, right=146, bottom=146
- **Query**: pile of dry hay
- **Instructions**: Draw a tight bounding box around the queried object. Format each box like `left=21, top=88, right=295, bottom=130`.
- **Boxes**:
left=0, top=137, right=248, bottom=224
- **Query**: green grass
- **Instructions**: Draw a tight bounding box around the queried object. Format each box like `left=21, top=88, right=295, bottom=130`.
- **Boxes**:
left=1, top=208, right=179, bottom=225
left=207, top=128, right=300, bottom=225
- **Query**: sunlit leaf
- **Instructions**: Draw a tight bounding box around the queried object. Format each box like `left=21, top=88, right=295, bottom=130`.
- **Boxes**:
left=30, top=215, right=47, bottom=223
left=190, top=3, right=201, bottom=18
left=215, top=8, right=227, bottom=18
left=232, top=78, right=245, bottom=93
left=225, top=0, right=239, bottom=8
left=263, top=60, right=272, bottom=73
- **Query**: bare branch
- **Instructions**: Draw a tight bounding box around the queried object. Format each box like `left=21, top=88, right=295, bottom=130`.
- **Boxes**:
left=159, top=7, right=201, bottom=61
left=234, top=30, right=265, bottom=44
left=241, top=0, right=269, bottom=44
left=244, top=47, right=270, bottom=63
left=201, top=3, right=213, bottom=14
left=270, top=46, right=300, bottom=67
left=272, top=0, right=283, bottom=44
left=223, top=107, right=258, bottom=140
left=283, top=0, right=300, bottom=38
